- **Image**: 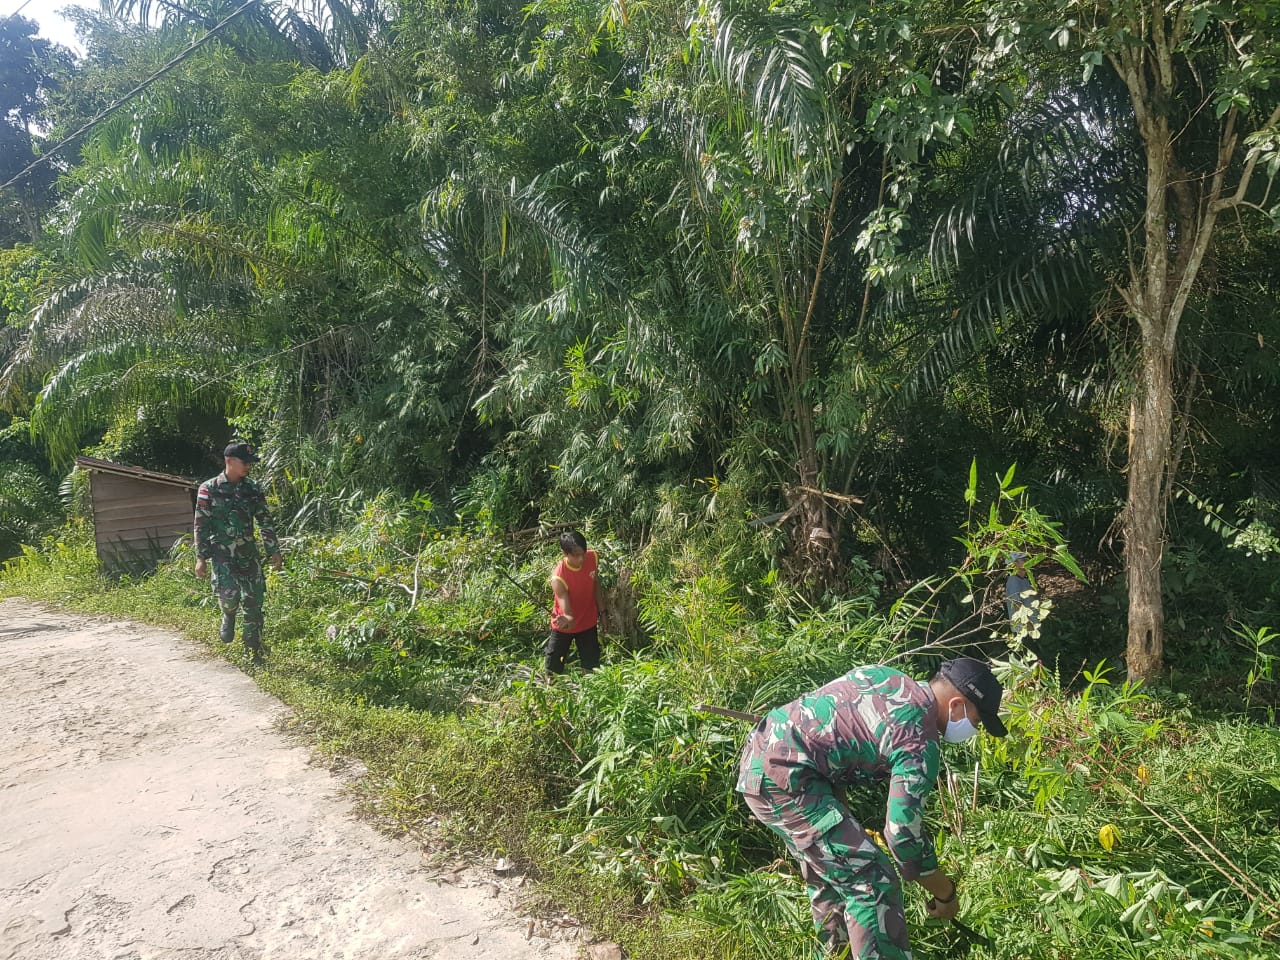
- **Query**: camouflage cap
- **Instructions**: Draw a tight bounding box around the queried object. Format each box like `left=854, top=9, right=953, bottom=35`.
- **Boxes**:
left=940, top=658, right=1008, bottom=737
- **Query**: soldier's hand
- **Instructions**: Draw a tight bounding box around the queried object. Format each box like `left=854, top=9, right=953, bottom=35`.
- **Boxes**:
left=926, top=888, right=961, bottom=922
left=195, top=558, right=209, bottom=579
left=271, top=553, right=283, bottom=571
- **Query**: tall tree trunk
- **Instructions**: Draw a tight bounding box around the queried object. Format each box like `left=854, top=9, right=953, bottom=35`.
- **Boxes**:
left=1114, top=20, right=1179, bottom=682
left=791, top=431, right=838, bottom=581
left=19, top=119, right=42, bottom=242
left=781, top=344, right=839, bottom=585
left=1125, top=338, right=1174, bottom=678
left=1111, top=13, right=1271, bottom=678
left=781, top=183, right=842, bottom=588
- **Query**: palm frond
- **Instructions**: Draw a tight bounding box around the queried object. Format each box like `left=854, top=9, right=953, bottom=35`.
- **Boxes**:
left=103, top=0, right=383, bottom=68
left=884, top=86, right=1144, bottom=405
left=698, top=0, right=838, bottom=183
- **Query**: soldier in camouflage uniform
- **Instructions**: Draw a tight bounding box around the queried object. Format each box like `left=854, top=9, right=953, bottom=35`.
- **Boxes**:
left=737, top=658, right=1007, bottom=959
left=193, top=442, right=282, bottom=665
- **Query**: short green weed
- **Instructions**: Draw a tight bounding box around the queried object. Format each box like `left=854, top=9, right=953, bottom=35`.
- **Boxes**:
left=5, top=493, right=1280, bottom=959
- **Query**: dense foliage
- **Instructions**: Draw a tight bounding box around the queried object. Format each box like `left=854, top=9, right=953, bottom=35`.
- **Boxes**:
left=1, top=7, right=1277, bottom=672
left=4, top=485, right=1279, bottom=959
left=3, top=1, right=1280, bottom=957
left=0, top=0, right=1278, bottom=669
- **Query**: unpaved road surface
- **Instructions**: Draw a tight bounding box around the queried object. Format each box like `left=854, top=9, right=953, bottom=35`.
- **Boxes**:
left=0, top=600, right=576, bottom=960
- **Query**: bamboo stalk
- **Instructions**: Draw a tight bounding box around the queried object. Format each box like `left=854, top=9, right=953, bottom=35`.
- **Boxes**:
left=1116, top=783, right=1280, bottom=920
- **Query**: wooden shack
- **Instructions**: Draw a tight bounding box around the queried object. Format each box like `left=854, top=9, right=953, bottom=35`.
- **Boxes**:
left=75, top=456, right=199, bottom=574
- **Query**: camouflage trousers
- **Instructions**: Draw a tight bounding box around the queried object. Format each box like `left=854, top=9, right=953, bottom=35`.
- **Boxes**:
left=210, top=557, right=266, bottom=650
left=743, top=776, right=912, bottom=960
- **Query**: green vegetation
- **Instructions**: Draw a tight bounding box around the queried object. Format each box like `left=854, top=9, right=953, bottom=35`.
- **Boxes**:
left=2, top=0, right=1279, bottom=676
left=4, top=0, right=1280, bottom=956
left=6, top=484, right=1279, bottom=959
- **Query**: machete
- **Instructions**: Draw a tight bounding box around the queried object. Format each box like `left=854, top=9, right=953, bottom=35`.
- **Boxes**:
left=695, top=703, right=764, bottom=723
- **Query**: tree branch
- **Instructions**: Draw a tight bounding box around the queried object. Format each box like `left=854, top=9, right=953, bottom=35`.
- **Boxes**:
left=1166, top=105, right=1280, bottom=351
left=1211, top=104, right=1280, bottom=213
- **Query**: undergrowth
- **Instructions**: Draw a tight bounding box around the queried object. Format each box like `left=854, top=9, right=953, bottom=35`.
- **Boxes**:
left=4, top=485, right=1280, bottom=959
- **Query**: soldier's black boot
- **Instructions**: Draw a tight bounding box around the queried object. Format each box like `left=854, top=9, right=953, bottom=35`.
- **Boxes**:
left=219, top=613, right=236, bottom=644
left=245, top=639, right=265, bottom=667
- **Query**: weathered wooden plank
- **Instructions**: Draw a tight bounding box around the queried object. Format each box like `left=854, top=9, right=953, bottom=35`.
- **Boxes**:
left=92, top=489, right=191, bottom=508
left=95, top=497, right=191, bottom=512
left=93, top=489, right=192, bottom=514
left=96, top=512, right=190, bottom=527
left=76, top=455, right=198, bottom=489
left=96, top=522, right=189, bottom=539
left=87, top=469, right=199, bottom=574
left=96, top=524, right=191, bottom=538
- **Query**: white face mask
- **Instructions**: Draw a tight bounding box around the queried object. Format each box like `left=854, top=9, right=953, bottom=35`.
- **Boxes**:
left=943, top=698, right=979, bottom=743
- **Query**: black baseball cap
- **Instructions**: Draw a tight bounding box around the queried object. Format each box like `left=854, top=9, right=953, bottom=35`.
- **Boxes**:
left=223, top=441, right=260, bottom=463
left=939, top=657, right=1008, bottom=737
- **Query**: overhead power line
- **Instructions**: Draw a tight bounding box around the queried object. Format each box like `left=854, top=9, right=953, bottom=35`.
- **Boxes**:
left=0, top=0, right=257, bottom=193
left=2, top=0, right=37, bottom=25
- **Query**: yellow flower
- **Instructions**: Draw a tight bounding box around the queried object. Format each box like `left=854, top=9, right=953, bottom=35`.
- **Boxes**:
left=1098, top=824, right=1120, bottom=851
left=1136, top=764, right=1150, bottom=785
left=865, top=828, right=889, bottom=852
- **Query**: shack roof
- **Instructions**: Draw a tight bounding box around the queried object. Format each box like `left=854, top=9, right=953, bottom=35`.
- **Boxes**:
left=75, top=456, right=199, bottom=490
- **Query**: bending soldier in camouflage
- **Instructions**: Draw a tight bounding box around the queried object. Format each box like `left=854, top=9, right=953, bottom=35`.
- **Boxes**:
left=193, top=442, right=282, bottom=665
left=737, top=658, right=1007, bottom=959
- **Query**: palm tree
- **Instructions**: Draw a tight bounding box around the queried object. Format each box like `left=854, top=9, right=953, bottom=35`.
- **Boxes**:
left=648, top=0, right=881, bottom=582
left=101, top=0, right=387, bottom=69
left=3, top=47, right=390, bottom=475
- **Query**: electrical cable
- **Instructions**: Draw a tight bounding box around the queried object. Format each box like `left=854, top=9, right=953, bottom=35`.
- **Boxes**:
left=0, top=0, right=256, bottom=192
left=1, top=0, right=36, bottom=25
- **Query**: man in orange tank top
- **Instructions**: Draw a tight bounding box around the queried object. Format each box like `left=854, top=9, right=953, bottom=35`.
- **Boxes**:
left=547, top=530, right=609, bottom=673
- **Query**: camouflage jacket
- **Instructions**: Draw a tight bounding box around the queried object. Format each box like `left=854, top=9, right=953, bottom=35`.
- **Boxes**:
left=193, top=473, right=279, bottom=563
left=738, top=665, right=941, bottom=879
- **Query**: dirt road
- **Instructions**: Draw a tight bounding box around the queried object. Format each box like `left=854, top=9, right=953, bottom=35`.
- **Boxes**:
left=0, top=600, right=576, bottom=960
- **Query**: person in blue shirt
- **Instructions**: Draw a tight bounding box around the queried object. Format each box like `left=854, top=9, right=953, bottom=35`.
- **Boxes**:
left=1005, top=552, right=1044, bottom=660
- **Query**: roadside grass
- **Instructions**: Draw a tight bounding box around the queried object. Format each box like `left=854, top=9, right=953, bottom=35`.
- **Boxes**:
left=5, top=515, right=1280, bottom=960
